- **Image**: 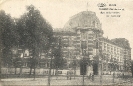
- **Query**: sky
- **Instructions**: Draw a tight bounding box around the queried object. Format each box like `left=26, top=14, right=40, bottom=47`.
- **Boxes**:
left=0, top=0, right=133, bottom=59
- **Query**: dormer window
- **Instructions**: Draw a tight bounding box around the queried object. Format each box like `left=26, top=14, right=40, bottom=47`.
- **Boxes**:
left=96, top=23, right=98, bottom=28
left=92, top=21, right=98, bottom=28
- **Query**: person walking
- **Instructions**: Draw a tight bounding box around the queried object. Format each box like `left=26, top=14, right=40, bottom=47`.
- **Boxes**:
left=92, top=74, right=94, bottom=81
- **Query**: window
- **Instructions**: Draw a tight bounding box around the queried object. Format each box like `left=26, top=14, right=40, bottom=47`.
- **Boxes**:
left=92, top=21, right=95, bottom=26
left=81, top=33, right=87, bottom=40
left=92, top=21, right=98, bottom=28
left=81, top=41, right=87, bottom=49
left=24, top=53, right=27, bottom=56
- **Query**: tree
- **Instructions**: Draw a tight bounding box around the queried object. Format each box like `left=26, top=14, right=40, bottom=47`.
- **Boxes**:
left=16, top=5, right=53, bottom=78
left=0, top=10, right=19, bottom=68
left=50, top=36, right=66, bottom=79
left=52, top=37, right=64, bottom=69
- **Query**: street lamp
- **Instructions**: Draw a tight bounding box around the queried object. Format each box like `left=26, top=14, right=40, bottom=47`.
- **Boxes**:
left=112, top=58, right=115, bottom=83
left=99, top=57, right=103, bottom=86
left=81, top=48, right=87, bottom=86
left=99, top=50, right=106, bottom=86
left=72, top=56, right=77, bottom=79
left=48, top=48, right=53, bottom=86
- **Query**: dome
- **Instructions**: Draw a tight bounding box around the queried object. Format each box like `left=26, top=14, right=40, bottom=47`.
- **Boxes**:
left=63, top=11, right=102, bottom=32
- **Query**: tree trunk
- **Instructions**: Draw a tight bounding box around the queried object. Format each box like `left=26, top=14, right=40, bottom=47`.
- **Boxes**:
left=7, top=64, right=9, bottom=77
left=34, top=65, right=36, bottom=80
left=52, top=68, right=54, bottom=75
left=48, top=57, right=52, bottom=86
left=29, top=66, right=32, bottom=75
left=14, top=67, right=17, bottom=75
left=20, top=49, right=25, bottom=76
left=132, top=71, right=133, bottom=77
left=20, top=66, right=22, bottom=76
left=74, top=67, right=76, bottom=79
left=56, top=67, right=58, bottom=80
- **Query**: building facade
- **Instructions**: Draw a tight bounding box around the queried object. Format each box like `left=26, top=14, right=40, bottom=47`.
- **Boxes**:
left=53, top=11, right=131, bottom=75
left=2, top=11, right=131, bottom=75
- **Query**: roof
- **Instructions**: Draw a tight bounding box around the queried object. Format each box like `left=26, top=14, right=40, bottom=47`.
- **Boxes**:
left=63, top=11, right=102, bottom=32
left=101, top=37, right=131, bottom=49
left=111, top=38, right=131, bottom=49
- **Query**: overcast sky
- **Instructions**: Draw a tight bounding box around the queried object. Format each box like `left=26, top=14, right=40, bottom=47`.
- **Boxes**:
left=0, top=0, right=133, bottom=59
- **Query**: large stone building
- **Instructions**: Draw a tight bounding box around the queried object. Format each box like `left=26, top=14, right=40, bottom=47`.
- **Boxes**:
left=53, top=11, right=131, bottom=75
left=2, top=11, right=131, bottom=75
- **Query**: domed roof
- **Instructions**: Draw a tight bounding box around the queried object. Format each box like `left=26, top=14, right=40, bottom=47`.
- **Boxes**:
left=63, top=11, right=102, bottom=32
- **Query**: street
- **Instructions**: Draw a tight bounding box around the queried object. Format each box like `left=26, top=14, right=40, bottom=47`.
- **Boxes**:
left=1, top=75, right=133, bottom=86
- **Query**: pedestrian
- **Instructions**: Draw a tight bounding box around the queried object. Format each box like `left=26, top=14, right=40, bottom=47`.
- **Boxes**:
left=112, top=72, right=115, bottom=83
left=113, top=72, right=115, bottom=78
left=69, top=70, right=72, bottom=80
left=67, top=71, right=69, bottom=80
left=122, top=73, right=124, bottom=79
left=92, top=74, right=94, bottom=81
left=88, top=73, right=91, bottom=79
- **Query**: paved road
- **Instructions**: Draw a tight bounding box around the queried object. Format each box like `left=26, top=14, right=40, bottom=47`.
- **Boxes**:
left=1, top=75, right=133, bottom=85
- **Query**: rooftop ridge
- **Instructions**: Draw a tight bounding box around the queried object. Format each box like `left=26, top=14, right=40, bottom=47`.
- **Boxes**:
left=70, top=11, right=96, bottom=19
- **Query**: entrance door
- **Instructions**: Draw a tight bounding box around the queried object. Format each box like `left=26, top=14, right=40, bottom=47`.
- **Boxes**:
left=80, top=62, right=87, bottom=75
left=93, top=63, right=98, bottom=75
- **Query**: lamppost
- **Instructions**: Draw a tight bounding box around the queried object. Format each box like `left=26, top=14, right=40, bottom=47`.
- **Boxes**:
left=82, top=48, right=87, bottom=86
left=99, top=49, right=102, bottom=86
left=99, top=57, right=103, bottom=86
left=48, top=48, right=53, bottom=86
left=99, top=50, right=106, bottom=86
left=105, top=53, right=109, bottom=74
left=112, top=58, right=116, bottom=83
left=11, top=48, right=19, bottom=75
left=67, top=47, right=74, bottom=80
left=80, top=38, right=87, bottom=85
left=112, top=57, right=118, bottom=84
left=124, top=57, right=127, bottom=74
left=73, top=56, right=77, bottom=79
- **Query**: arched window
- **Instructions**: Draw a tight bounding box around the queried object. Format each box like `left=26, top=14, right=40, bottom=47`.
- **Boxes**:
left=81, top=33, right=87, bottom=40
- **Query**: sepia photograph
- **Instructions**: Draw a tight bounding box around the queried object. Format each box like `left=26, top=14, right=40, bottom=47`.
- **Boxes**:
left=0, top=0, right=133, bottom=85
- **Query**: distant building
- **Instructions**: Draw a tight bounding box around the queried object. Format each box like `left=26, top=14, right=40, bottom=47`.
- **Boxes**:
left=53, top=11, right=131, bottom=75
